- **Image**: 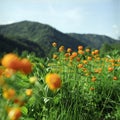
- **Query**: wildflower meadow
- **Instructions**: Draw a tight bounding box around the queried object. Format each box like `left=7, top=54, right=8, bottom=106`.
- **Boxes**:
left=0, top=42, right=120, bottom=120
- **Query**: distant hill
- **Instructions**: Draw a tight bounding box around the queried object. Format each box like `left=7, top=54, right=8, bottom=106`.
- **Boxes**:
left=0, top=20, right=119, bottom=56
left=0, top=21, right=85, bottom=55
left=67, top=33, right=119, bottom=49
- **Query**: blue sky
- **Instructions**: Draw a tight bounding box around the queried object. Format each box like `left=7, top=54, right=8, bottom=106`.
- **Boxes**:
left=0, top=0, right=120, bottom=39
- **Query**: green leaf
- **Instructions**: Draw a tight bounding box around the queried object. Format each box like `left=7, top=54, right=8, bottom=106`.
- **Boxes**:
left=21, top=106, right=28, bottom=115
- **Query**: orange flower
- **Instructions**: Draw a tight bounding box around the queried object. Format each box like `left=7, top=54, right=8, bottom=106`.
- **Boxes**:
left=82, top=60, right=88, bottom=64
left=59, top=46, right=64, bottom=52
left=45, top=73, right=62, bottom=90
left=3, top=68, right=16, bottom=78
left=71, top=52, right=77, bottom=58
left=85, top=48, right=90, bottom=52
left=87, top=56, right=92, bottom=61
left=109, top=59, right=115, bottom=63
left=94, top=50, right=99, bottom=55
left=52, top=42, right=57, bottom=47
left=53, top=54, right=58, bottom=59
left=91, top=77, right=96, bottom=82
left=64, top=53, right=70, bottom=57
left=76, top=57, right=81, bottom=62
left=20, top=58, right=32, bottom=74
left=67, top=48, right=72, bottom=53
left=0, top=67, right=4, bottom=75
left=3, top=88, right=16, bottom=100
left=113, top=76, right=117, bottom=80
left=77, top=64, right=83, bottom=68
left=78, top=50, right=84, bottom=55
left=8, top=107, right=21, bottom=120
left=78, top=45, right=83, bottom=50
left=1, top=53, right=20, bottom=70
left=108, top=67, right=114, bottom=72
left=91, top=51, right=95, bottom=55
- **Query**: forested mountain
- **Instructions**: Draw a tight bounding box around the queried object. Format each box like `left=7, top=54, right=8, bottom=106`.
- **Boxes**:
left=0, top=21, right=85, bottom=55
left=0, top=20, right=119, bottom=56
left=0, top=34, right=45, bottom=57
left=67, top=33, right=119, bottom=49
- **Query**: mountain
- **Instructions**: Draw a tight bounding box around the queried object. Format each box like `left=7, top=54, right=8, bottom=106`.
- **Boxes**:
left=0, top=21, right=85, bottom=55
left=67, top=33, right=119, bottom=49
left=0, top=20, right=119, bottom=56
left=0, top=34, right=45, bottom=57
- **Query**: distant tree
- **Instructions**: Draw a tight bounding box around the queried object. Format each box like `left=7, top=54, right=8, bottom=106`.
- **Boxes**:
left=100, top=43, right=112, bottom=52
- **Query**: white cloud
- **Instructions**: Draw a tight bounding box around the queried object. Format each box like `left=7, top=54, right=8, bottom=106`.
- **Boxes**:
left=112, top=24, right=120, bottom=38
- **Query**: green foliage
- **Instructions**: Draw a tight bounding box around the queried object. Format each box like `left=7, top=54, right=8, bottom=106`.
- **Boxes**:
left=100, top=43, right=120, bottom=56
left=0, top=46, right=120, bottom=120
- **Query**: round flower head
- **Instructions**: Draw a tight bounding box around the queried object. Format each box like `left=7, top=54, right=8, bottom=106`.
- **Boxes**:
left=1, top=53, right=21, bottom=70
left=45, top=73, right=62, bottom=91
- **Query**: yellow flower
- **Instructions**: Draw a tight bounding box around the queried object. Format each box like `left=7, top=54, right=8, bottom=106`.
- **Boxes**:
left=45, top=73, right=62, bottom=91
left=53, top=54, right=58, bottom=59
left=25, top=89, right=33, bottom=96
left=78, top=45, right=83, bottom=50
left=59, top=46, right=64, bottom=52
left=8, top=107, right=21, bottom=120
left=78, top=50, right=84, bottom=55
left=52, top=42, right=57, bottom=47
left=3, top=68, right=16, bottom=78
left=77, top=64, right=83, bottom=68
left=87, top=56, right=92, bottom=61
left=82, top=60, right=88, bottom=64
left=67, top=48, right=72, bottom=53
left=29, top=76, right=38, bottom=84
left=85, top=48, right=90, bottom=52
left=64, top=53, right=70, bottom=57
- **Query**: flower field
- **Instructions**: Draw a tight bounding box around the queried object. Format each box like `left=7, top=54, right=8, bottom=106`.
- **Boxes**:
left=0, top=42, right=120, bottom=120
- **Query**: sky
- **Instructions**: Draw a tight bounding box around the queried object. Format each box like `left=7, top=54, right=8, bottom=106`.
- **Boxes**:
left=0, top=0, right=120, bottom=39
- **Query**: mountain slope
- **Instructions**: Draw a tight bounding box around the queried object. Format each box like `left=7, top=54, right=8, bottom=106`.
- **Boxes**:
left=0, top=21, right=119, bottom=56
left=0, top=21, right=86, bottom=54
left=0, top=34, right=45, bottom=57
left=68, top=33, right=119, bottom=49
